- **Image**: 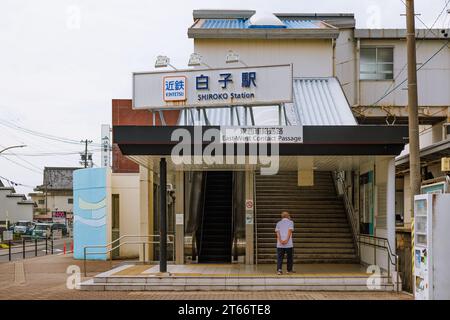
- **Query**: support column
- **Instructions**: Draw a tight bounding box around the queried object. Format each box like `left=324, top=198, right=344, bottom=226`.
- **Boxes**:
left=245, top=170, right=255, bottom=265
left=139, top=166, right=153, bottom=262
left=175, top=171, right=184, bottom=264
left=387, top=158, right=396, bottom=255
left=159, top=158, right=167, bottom=272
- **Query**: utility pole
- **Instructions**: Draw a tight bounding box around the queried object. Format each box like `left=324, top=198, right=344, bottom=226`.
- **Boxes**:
left=44, top=182, right=53, bottom=219
left=80, top=139, right=93, bottom=168
left=406, top=0, right=421, bottom=219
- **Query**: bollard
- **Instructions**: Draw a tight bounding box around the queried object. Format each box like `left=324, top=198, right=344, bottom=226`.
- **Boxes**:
left=51, top=239, right=54, bottom=254
left=8, top=240, right=11, bottom=261
left=22, top=238, right=26, bottom=259
left=45, top=238, right=48, bottom=255
left=63, top=242, right=66, bottom=255
left=70, top=240, right=73, bottom=253
left=35, top=238, right=38, bottom=256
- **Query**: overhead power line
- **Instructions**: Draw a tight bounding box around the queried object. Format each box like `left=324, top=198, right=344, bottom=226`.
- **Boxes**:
left=376, top=0, right=450, bottom=105
left=0, top=149, right=103, bottom=156
left=0, top=118, right=103, bottom=147
left=0, top=175, right=35, bottom=189
left=0, top=155, right=42, bottom=175
left=370, top=39, right=450, bottom=106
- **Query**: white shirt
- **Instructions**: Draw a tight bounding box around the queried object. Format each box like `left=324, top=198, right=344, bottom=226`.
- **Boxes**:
left=275, top=218, right=294, bottom=248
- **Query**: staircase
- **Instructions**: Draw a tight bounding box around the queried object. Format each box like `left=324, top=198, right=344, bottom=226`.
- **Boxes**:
left=255, top=171, right=358, bottom=264
left=198, top=171, right=233, bottom=263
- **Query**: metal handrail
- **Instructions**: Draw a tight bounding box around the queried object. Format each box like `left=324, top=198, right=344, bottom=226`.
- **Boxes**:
left=333, top=172, right=400, bottom=292
left=358, top=234, right=400, bottom=293
left=83, top=234, right=174, bottom=276
left=334, top=172, right=359, bottom=252
left=358, top=234, right=398, bottom=265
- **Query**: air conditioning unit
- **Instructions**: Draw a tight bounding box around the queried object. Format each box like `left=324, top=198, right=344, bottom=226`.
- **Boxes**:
left=442, top=157, right=450, bottom=172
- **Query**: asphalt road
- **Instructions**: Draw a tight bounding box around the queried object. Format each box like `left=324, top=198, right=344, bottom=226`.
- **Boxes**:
left=0, top=238, right=72, bottom=263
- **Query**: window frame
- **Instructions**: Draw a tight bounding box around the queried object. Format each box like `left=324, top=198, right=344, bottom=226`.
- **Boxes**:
left=360, top=46, right=395, bottom=81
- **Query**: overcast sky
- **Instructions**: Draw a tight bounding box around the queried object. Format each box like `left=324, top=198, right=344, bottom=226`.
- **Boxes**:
left=0, top=0, right=449, bottom=196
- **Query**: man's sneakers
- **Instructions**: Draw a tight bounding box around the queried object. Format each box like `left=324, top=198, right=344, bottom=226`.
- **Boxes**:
left=277, top=270, right=296, bottom=275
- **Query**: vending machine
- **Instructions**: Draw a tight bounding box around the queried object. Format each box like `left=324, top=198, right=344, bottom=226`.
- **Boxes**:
left=413, top=193, right=450, bottom=300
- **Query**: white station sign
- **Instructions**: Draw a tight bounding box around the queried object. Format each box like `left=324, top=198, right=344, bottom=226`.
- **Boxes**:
left=133, top=64, right=293, bottom=109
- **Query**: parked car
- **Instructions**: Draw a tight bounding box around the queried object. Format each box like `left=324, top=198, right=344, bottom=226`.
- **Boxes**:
left=13, top=221, right=35, bottom=235
left=31, top=223, right=52, bottom=239
left=51, top=223, right=68, bottom=237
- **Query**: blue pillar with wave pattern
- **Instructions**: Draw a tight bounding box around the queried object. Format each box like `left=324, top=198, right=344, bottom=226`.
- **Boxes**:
left=73, top=168, right=108, bottom=260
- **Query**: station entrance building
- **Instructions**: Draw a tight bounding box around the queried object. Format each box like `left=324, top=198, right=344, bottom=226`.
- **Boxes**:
left=76, top=11, right=411, bottom=291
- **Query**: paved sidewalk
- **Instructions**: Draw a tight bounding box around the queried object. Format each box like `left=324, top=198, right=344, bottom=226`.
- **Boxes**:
left=0, top=254, right=413, bottom=300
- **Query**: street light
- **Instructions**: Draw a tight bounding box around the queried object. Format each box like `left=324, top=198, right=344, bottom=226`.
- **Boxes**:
left=0, top=145, right=27, bottom=154
left=154, top=55, right=178, bottom=70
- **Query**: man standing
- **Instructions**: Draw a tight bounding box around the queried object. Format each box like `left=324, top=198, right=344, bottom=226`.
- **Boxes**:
left=275, top=211, right=294, bottom=275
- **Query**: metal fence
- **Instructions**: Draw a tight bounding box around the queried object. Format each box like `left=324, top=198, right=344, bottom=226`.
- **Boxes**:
left=0, top=237, right=61, bottom=261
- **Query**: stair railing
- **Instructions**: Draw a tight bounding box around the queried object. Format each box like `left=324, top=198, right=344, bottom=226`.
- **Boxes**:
left=253, top=172, right=258, bottom=265
left=358, top=234, right=400, bottom=293
left=333, top=172, right=359, bottom=256
left=333, top=172, right=401, bottom=292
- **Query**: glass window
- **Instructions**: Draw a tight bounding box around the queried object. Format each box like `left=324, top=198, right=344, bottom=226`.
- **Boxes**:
left=38, top=199, right=45, bottom=205
left=360, top=47, right=394, bottom=80
left=67, top=198, right=73, bottom=204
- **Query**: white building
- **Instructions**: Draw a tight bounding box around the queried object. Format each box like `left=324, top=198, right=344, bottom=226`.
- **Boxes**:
left=0, top=179, right=35, bottom=225
left=29, top=167, right=79, bottom=222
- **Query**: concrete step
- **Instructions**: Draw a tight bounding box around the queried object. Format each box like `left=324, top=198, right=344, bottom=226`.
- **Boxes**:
left=257, top=222, right=350, bottom=227
left=257, top=232, right=352, bottom=237
left=257, top=237, right=354, bottom=244
left=255, top=171, right=357, bottom=264
left=257, top=253, right=358, bottom=260
left=256, top=258, right=361, bottom=264
left=257, top=248, right=356, bottom=254
left=256, top=204, right=344, bottom=209
left=256, top=201, right=344, bottom=206
left=256, top=212, right=347, bottom=216
left=79, top=275, right=394, bottom=292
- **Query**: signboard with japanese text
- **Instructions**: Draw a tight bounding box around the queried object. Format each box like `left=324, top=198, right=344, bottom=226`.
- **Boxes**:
left=220, top=126, right=303, bottom=144
left=133, top=64, right=293, bottom=109
left=163, top=76, right=187, bottom=102
left=101, top=124, right=111, bottom=168
left=52, top=211, right=66, bottom=225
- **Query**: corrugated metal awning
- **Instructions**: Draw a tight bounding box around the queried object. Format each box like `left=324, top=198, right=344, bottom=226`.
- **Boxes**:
left=196, top=18, right=332, bottom=30
left=178, top=77, right=357, bottom=126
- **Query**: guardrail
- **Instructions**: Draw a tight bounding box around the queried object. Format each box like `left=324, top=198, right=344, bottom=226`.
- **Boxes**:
left=0, top=236, right=67, bottom=261
left=83, top=234, right=175, bottom=276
